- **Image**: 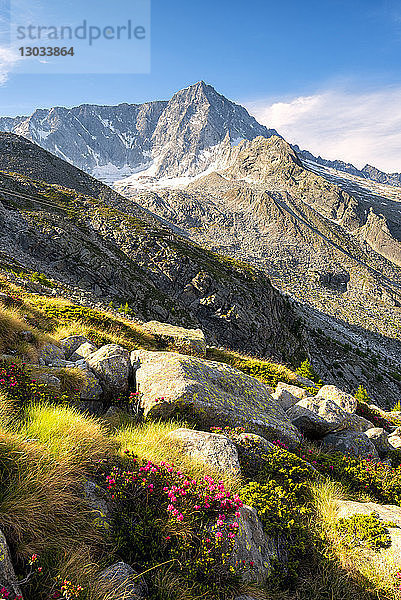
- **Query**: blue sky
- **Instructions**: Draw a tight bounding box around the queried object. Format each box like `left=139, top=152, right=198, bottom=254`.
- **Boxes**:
left=1, top=0, right=401, bottom=170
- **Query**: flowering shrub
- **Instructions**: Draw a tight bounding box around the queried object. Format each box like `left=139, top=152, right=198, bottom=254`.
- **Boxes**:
left=104, top=454, right=245, bottom=592
left=0, top=361, right=77, bottom=415
left=0, top=588, right=22, bottom=600
left=334, top=513, right=391, bottom=551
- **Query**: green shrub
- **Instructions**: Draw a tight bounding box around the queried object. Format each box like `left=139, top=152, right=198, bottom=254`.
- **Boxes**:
left=296, top=360, right=322, bottom=386
left=334, top=513, right=392, bottom=551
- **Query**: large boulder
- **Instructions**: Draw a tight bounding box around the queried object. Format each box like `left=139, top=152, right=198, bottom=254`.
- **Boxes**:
left=99, top=561, right=147, bottom=599
left=272, top=382, right=310, bottom=411
left=0, top=529, right=22, bottom=598
left=364, top=428, right=391, bottom=456
left=132, top=351, right=301, bottom=448
left=61, top=335, right=93, bottom=359
left=78, top=369, right=103, bottom=401
left=315, top=385, right=357, bottom=413
left=230, top=505, right=287, bottom=583
left=322, top=431, right=379, bottom=460
left=86, top=344, right=131, bottom=398
left=286, top=397, right=347, bottom=438
left=39, top=343, right=65, bottom=365
left=84, top=480, right=112, bottom=531
left=168, top=428, right=241, bottom=475
left=142, top=321, right=207, bottom=357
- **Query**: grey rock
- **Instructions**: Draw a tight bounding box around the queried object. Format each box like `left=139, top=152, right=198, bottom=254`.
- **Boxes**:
left=78, top=369, right=103, bottom=401
left=322, top=431, right=379, bottom=460
left=0, top=529, right=22, bottom=598
left=39, top=343, right=65, bottom=365
left=132, top=350, right=301, bottom=448
left=70, top=342, right=98, bottom=362
left=36, top=372, right=61, bottom=390
left=84, top=480, right=112, bottom=531
left=229, top=505, right=287, bottom=583
left=287, top=397, right=348, bottom=438
left=273, top=382, right=310, bottom=411
left=168, top=428, right=241, bottom=475
left=364, top=428, right=391, bottom=456
left=315, top=385, right=358, bottom=413
left=61, top=335, right=93, bottom=359
left=86, top=344, right=131, bottom=398
left=99, top=561, right=147, bottom=599
left=141, top=320, right=207, bottom=357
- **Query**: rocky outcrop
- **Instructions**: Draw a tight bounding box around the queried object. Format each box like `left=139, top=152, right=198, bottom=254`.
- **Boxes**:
left=167, top=428, right=241, bottom=475
left=315, top=385, right=358, bottom=413
left=61, top=335, right=94, bottom=359
left=286, top=397, right=349, bottom=438
left=99, top=561, right=148, bottom=600
left=132, top=350, right=301, bottom=447
left=39, top=343, right=65, bottom=365
left=364, top=428, right=391, bottom=456
left=272, top=382, right=309, bottom=411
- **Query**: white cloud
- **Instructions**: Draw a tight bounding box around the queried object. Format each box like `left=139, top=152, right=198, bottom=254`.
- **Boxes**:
left=0, top=46, right=20, bottom=85
left=245, top=87, right=401, bottom=173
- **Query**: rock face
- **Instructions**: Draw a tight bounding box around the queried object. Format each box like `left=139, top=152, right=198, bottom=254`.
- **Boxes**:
left=86, top=344, right=131, bottom=398
left=230, top=505, right=287, bottom=583
left=168, top=428, right=241, bottom=475
left=0, top=529, right=22, bottom=598
left=132, top=350, right=301, bottom=447
left=322, top=431, right=379, bottom=459
left=99, top=561, right=147, bottom=600
left=141, top=321, right=207, bottom=357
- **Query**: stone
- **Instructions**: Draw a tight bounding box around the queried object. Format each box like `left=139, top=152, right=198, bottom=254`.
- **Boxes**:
left=272, top=381, right=310, bottom=411
left=294, top=374, right=319, bottom=389
left=388, top=434, right=401, bottom=450
left=286, top=397, right=347, bottom=438
left=78, top=369, right=103, bottom=401
left=60, top=335, right=93, bottom=359
left=99, top=561, right=147, bottom=599
left=47, top=359, right=75, bottom=368
left=39, top=343, right=65, bottom=365
left=19, top=330, right=36, bottom=343
left=234, top=432, right=276, bottom=474
left=230, top=505, right=287, bottom=583
left=322, top=431, right=379, bottom=460
left=364, top=428, right=391, bottom=456
left=0, top=529, right=23, bottom=598
left=75, top=400, right=104, bottom=416
left=342, top=413, right=375, bottom=433
left=142, top=320, right=207, bottom=357
left=86, top=344, right=131, bottom=398
left=132, top=350, right=301, bottom=448
left=168, top=428, right=241, bottom=475
left=315, top=385, right=358, bottom=413
left=84, top=480, right=111, bottom=531
left=70, top=342, right=98, bottom=362
left=36, top=372, right=62, bottom=390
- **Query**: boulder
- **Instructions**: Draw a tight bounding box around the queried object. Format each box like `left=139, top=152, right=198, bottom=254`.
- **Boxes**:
left=287, top=397, right=347, bottom=438
left=234, top=432, right=276, bottom=474
left=388, top=434, right=401, bottom=450
left=294, top=374, right=319, bottom=389
left=230, top=505, right=287, bottom=583
left=36, top=372, right=62, bottom=390
left=99, top=561, right=147, bottom=599
left=322, top=431, right=379, bottom=460
left=86, top=344, right=131, bottom=398
left=70, top=342, right=98, bottom=362
left=75, top=400, right=104, bottom=416
left=84, top=480, right=112, bottom=531
left=272, top=382, right=310, bottom=411
left=168, top=428, right=241, bottom=475
left=61, top=335, right=93, bottom=359
left=315, top=385, right=357, bottom=413
left=132, top=351, right=301, bottom=448
left=0, top=529, right=22, bottom=598
left=342, top=413, right=375, bottom=433
left=364, top=428, right=391, bottom=456
left=39, top=343, right=65, bottom=365
left=142, top=320, right=207, bottom=357
left=79, top=369, right=103, bottom=401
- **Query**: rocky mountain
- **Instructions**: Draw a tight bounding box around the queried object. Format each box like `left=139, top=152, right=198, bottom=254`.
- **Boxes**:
left=294, top=145, right=401, bottom=188
left=0, top=82, right=276, bottom=184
